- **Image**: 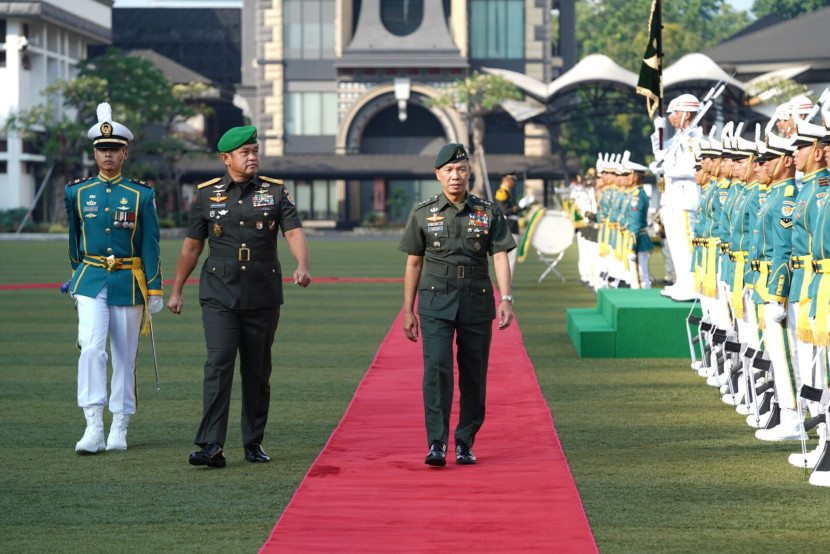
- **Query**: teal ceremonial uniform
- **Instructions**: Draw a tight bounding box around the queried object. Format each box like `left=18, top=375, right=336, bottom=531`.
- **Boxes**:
left=66, top=174, right=162, bottom=308
left=398, top=192, right=515, bottom=448
left=627, top=185, right=652, bottom=253
left=186, top=172, right=302, bottom=448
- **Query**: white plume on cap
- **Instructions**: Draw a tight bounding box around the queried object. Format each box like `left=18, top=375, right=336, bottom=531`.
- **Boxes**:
left=97, top=102, right=112, bottom=124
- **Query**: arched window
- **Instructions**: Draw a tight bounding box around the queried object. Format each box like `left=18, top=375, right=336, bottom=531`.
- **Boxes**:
left=381, top=0, right=423, bottom=36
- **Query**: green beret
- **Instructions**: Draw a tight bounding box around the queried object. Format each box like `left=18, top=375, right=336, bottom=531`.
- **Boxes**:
left=218, top=125, right=258, bottom=153
left=434, top=143, right=469, bottom=168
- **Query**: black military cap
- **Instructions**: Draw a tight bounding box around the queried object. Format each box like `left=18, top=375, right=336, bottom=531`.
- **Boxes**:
left=434, top=143, right=468, bottom=168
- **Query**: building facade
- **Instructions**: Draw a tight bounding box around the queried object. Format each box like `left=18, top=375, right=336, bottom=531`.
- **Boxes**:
left=0, top=0, right=112, bottom=212
left=232, top=0, right=559, bottom=227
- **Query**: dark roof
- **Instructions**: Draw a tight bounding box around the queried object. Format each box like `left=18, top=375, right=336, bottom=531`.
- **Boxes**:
left=178, top=154, right=580, bottom=183
left=123, top=49, right=211, bottom=85
left=723, top=13, right=785, bottom=42
left=704, top=7, right=830, bottom=69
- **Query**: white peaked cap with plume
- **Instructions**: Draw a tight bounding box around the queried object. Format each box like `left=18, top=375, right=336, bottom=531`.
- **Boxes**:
left=87, top=101, right=133, bottom=147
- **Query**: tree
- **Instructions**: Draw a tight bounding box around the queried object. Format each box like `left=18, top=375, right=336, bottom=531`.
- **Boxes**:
left=3, top=48, right=208, bottom=224
left=549, top=1, right=749, bottom=173
left=752, top=0, right=830, bottom=19
left=576, top=0, right=747, bottom=73
left=428, top=72, right=522, bottom=199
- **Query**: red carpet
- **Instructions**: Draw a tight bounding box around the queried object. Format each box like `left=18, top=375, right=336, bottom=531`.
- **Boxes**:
left=261, top=305, right=597, bottom=553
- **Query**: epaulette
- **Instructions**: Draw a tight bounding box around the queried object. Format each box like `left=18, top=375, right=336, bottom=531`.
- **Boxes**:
left=418, top=195, right=439, bottom=207
left=67, top=176, right=93, bottom=187
left=197, top=177, right=222, bottom=190
left=471, top=195, right=492, bottom=207
left=259, top=176, right=284, bottom=185
left=784, top=185, right=795, bottom=197
left=129, top=178, right=150, bottom=188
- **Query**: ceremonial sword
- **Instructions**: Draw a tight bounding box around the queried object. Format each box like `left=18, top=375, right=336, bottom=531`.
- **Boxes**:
left=149, top=316, right=160, bottom=390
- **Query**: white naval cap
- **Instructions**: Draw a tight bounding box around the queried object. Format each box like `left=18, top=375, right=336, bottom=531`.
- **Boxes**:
left=87, top=102, right=133, bottom=148
left=789, top=95, right=814, bottom=117
left=666, top=94, right=700, bottom=114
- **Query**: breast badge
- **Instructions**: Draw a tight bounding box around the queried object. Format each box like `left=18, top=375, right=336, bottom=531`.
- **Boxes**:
left=213, top=223, right=223, bottom=237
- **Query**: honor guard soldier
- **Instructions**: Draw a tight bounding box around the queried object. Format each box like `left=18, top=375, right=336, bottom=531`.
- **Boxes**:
left=654, top=94, right=701, bottom=301
left=786, top=118, right=829, bottom=467
left=399, top=143, right=516, bottom=467
left=750, top=127, right=802, bottom=440
left=622, top=157, right=653, bottom=288
left=167, top=125, right=311, bottom=468
left=64, top=102, right=163, bottom=454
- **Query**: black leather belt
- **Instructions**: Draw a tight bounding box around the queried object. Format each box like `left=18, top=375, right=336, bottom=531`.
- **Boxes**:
left=425, top=263, right=489, bottom=279
left=209, top=244, right=276, bottom=262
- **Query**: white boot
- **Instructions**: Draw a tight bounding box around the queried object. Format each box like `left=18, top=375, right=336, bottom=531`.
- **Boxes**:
left=106, top=413, right=131, bottom=451
left=755, top=408, right=803, bottom=441
left=75, top=405, right=105, bottom=454
left=789, top=423, right=826, bottom=469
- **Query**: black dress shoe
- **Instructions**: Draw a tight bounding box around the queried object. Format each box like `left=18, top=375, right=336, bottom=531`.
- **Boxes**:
left=424, top=440, right=447, bottom=467
left=456, top=442, right=477, bottom=465
left=189, top=441, right=226, bottom=468
left=244, top=444, right=271, bottom=463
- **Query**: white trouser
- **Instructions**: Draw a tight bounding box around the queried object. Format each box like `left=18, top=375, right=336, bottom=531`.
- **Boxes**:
left=763, top=303, right=801, bottom=411
left=508, top=233, right=520, bottom=275
left=742, top=290, right=761, bottom=350
left=76, top=288, right=143, bottom=414
left=661, top=206, right=696, bottom=297
left=628, top=251, right=651, bottom=289
left=577, top=234, right=599, bottom=284
left=793, top=302, right=821, bottom=416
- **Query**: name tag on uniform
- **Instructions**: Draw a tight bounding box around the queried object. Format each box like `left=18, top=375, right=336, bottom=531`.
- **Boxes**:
left=253, top=193, right=274, bottom=207
left=83, top=206, right=98, bottom=212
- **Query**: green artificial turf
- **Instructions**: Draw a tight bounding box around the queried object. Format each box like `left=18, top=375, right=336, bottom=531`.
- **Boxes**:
left=1, top=237, right=829, bottom=552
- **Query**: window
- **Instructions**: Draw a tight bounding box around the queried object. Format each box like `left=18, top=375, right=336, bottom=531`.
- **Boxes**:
left=290, top=179, right=338, bottom=220
left=284, top=0, right=335, bottom=60
left=381, top=0, right=423, bottom=36
left=470, top=0, right=524, bottom=59
left=285, top=92, right=338, bottom=136
left=1, top=19, right=6, bottom=67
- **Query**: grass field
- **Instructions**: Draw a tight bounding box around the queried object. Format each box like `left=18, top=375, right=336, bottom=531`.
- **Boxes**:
left=1, top=236, right=829, bottom=553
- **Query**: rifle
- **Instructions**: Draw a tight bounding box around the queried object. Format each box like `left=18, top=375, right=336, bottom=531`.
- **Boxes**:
left=655, top=79, right=729, bottom=170
left=806, top=87, right=830, bottom=122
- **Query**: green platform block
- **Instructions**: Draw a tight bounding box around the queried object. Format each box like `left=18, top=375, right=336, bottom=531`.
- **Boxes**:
left=566, top=307, right=616, bottom=358
left=567, top=289, right=702, bottom=358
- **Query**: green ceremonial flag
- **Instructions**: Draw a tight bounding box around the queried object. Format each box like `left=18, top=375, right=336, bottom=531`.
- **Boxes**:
left=636, top=0, right=661, bottom=118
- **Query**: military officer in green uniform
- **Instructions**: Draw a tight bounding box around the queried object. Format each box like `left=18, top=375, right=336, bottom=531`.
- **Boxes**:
left=65, top=102, right=163, bottom=454
left=399, top=143, right=516, bottom=467
left=167, top=126, right=311, bottom=468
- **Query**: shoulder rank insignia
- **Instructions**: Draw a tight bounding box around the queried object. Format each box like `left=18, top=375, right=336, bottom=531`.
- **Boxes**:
left=259, top=176, right=284, bottom=185
left=67, top=176, right=92, bottom=186
left=197, top=177, right=223, bottom=190
left=418, top=196, right=439, bottom=207
left=779, top=218, right=793, bottom=229
left=784, top=185, right=795, bottom=197
left=129, top=178, right=150, bottom=187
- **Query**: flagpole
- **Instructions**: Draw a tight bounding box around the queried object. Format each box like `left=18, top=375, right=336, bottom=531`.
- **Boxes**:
left=656, top=0, right=663, bottom=150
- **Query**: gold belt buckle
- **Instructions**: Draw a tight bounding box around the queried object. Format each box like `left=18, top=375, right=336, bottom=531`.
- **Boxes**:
left=457, top=265, right=465, bottom=279
left=103, top=255, right=120, bottom=273
left=238, top=247, right=251, bottom=262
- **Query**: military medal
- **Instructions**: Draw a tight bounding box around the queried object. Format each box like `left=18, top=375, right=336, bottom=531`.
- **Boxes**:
left=256, top=221, right=263, bottom=230
left=269, top=221, right=276, bottom=230
left=474, top=242, right=481, bottom=252
left=213, top=223, right=223, bottom=237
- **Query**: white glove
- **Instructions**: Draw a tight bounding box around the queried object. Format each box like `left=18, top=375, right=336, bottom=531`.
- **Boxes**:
left=518, top=195, right=534, bottom=209
left=765, top=301, right=786, bottom=323
left=650, top=131, right=662, bottom=156
left=654, top=116, right=666, bottom=131
left=148, top=295, right=164, bottom=315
